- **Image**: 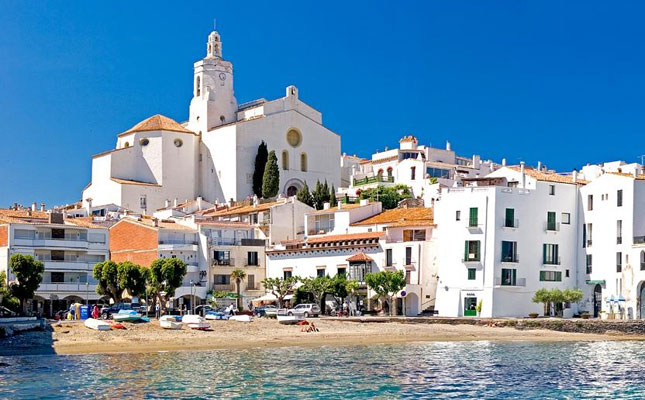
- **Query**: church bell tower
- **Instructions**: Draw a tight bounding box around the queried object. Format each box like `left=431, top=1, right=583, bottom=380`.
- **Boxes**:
left=188, top=30, right=238, bottom=134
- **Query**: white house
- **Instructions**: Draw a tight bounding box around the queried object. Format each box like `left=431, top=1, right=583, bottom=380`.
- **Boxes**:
left=82, top=28, right=341, bottom=214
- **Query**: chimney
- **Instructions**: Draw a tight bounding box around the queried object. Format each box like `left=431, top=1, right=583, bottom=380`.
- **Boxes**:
left=323, top=202, right=330, bottom=210
left=572, top=169, right=578, bottom=183
left=446, top=141, right=451, bottom=151
left=152, top=218, right=159, bottom=227
left=40, top=202, right=45, bottom=212
left=12, top=202, right=17, bottom=211
left=337, top=202, right=342, bottom=210
left=537, top=161, right=542, bottom=171
left=165, top=199, right=170, bottom=209
left=252, top=195, right=259, bottom=207
left=502, top=158, right=507, bottom=167
left=359, top=199, right=369, bottom=206
left=520, top=161, right=526, bottom=188
left=48, top=212, right=64, bottom=224
left=634, top=169, right=639, bottom=178
left=229, top=198, right=235, bottom=207
left=197, top=196, right=203, bottom=210
left=472, top=155, right=481, bottom=169
left=85, top=198, right=93, bottom=216
left=31, top=202, right=37, bottom=212
left=173, top=198, right=178, bottom=207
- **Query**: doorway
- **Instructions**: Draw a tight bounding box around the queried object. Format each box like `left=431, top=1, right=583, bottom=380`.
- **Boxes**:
left=464, top=297, right=477, bottom=317
left=639, top=282, right=645, bottom=319
left=593, top=284, right=602, bottom=318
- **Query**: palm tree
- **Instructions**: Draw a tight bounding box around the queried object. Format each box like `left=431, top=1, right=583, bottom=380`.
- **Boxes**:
left=230, top=269, right=247, bottom=310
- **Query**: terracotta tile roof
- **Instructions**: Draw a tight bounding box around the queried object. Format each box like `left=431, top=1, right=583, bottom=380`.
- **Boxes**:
left=307, top=231, right=385, bottom=243
left=119, top=114, right=194, bottom=136
left=507, top=166, right=587, bottom=185
left=196, top=220, right=254, bottom=229
left=607, top=172, right=645, bottom=180
left=351, top=207, right=433, bottom=227
left=116, top=217, right=197, bottom=232
left=204, top=200, right=282, bottom=217
left=111, top=178, right=161, bottom=187
left=372, top=155, right=399, bottom=165
left=399, top=135, right=418, bottom=143
left=346, top=252, right=373, bottom=262
left=309, top=203, right=365, bottom=215
left=65, top=217, right=105, bottom=229
left=0, top=210, right=105, bottom=229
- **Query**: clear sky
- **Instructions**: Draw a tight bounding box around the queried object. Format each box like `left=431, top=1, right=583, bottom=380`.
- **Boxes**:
left=1, top=1, right=644, bottom=207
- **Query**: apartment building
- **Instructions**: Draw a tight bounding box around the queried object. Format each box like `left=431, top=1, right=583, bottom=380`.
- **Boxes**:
left=434, top=165, right=582, bottom=317
left=0, top=209, right=109, bottom=316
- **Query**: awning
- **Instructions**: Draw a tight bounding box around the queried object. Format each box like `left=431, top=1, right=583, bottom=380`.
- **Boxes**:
left=586, top=280, right=606, bottom=285
left=250, top=293, right=294, bottom=304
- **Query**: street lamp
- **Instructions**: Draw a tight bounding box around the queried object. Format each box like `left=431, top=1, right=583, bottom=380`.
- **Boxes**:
left=85, top=282, right=89, bottom=306
left=190, top=280, right=195, bottom=315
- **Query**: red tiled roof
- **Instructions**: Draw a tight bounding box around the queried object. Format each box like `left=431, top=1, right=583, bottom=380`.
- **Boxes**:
left=119, top=114, right=194, bottom=136
left=307, top=231, right=384, bottom=243
left=346, top=252, right=373, bottom=262
left=352, top=207, right=433, bottom=226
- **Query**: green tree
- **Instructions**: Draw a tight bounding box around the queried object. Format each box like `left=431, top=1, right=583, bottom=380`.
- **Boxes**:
left=300, top=276, right=333, bottom=307
left=329, top=184, right=338, bottom=207
left=117, top=261, right=147, bottom=299
left=93, top=260, right=122, bottom=303
left=148, top=258, right=188, bottom=312
left=365, top=270, right=406, bottom=316
left=296, top=181, right=314, bottom=207
left=322, top=180, right=331, bottom=204
left=262, top=150, right=280, bottom=198
left=252, top=141, right=268, bottom=197
left=0, top=271, right=19, bottom=312
left=231, top=268, right=247, bottom=310
left=8, top=254, right=44, bottom=314
left=261, top=276, right=299, bottom=308
left=359, top=184, right=412, bottom=209
left=563, top=288, right=583, bottom=304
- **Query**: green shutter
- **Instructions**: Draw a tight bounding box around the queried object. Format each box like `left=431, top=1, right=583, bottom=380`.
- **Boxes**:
left=512, top=269, right=517, bottom=285
left=547, top=211, right=556, bottom=230
left=464, top=241, right=469, bottom=260
left=539, top=271, right=545, bottom=281
left=542, top=244, right=547, bottom=264
left=474, top=241, right=480, bottom=261
left=469, top=208, right=478, bottom=227
left=505, top=208, right=514, bottom=227
left=556, top=271, right=562, bottom=281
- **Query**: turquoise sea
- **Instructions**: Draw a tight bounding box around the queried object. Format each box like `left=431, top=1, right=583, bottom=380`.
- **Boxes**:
left=1, top=341, right=644, bottom=399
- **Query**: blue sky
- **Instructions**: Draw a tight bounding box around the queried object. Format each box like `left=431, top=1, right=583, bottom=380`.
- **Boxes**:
left=1, top=1, right=644, bottom=207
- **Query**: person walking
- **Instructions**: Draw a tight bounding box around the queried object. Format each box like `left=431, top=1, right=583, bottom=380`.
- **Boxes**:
left=91, top=304, right=99, bottom=319
left=155, top=303, right=161, bottom=319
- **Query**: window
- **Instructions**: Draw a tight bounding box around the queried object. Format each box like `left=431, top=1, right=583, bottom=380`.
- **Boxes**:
left=300, top=153, right=307, bottom=172
left=283, top=270, right=293, bottom=279
left=505, top=208, right=515, bottom=227
left=582, top=223, right=587, bottom=248
left=565, top=269, right=570, bottom=278
left=403, top=229, right=425, bottom=241
left=617, top=190, right=623, bottom=207
left=387, top=167, right=393, bottom=179
left=543, top=244, right=559, bottom=265
left=549, top=185, right=555, bottom=195
left=50, top=250, right=65, bottom=261
left=587, top=223, right=593, bottom=247
left=641, top=251, right=645, bottom=271
left=467, top=268, right=476, bottom=280
left=540, top=271, right=562, bottom=282
left=586, top=254, right=593, bottom=274
left=386, top=249, right=393, bottom=266
left=140, top=196, right=147, bottom=210
left=405, top=270, right=411, bottom=284
left=316, top=268, right=325, bottom=278
left=337, top=267, right=346, bottom=276
left=616, top=252, right=622, bottom=273
left=286, top=129, right=302, bottom=147
left=588, top=194, right=593, bottom=211
left=464, top=240, right=480, bottom=262
left=174, top=138, right=183, bottom=147
left=213, top=251, right=231, bottom=265
left=214, top=274, right=230, bottom=285
left=247, top=251, right=258, bottom=266
left=349, top=263, right=369, bottom=282
left=617, top=220, right=623, bottom=244
left=405, top=247, right=412, bottom=265
left=469, top=207, right=478, bottom=227
left=281, top=150, right=289, bottom=170
left=123, top=141, right=130, bottom=148
left=195, top=76, right=201, bottom=96
left=14, top=229, right=35, bottom=240
left=546, top=211, right=557, bottom=231
left=410, top=166, right=416, bottom=180
left=456, top=210, right=461, bottom=221
left=501, top=268, right=517, bottom=286
left=139, top=138, right=149, bottom=146
left=501, top=241, right=518, bottom=262
left=426, top=167, right=451, bottom=179
left=51, top=272, right=64, bottom=283
left=247, top=274, right=255, bottom=290
left=562, top=213, right=571, bottom=225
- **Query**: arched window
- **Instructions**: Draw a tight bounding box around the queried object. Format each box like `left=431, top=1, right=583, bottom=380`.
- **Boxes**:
left=387, top=167, right=393, bottom=177
left=196, top=76, right=201, bottom=97
left=123, top=141, right=130, bottom=148
left=300, top=153, right=307, bottom=172
left=282, top=150, right=289, bottom=170
left=377, top=168, right=384, bottom=177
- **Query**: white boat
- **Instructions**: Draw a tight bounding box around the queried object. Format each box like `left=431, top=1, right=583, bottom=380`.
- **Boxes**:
left=84, top=318, right=111, bottom=331
left=277, top=315, right=301, bottom=325
left=229, top=315, right=252, bottom=323
left=182, top=314, right=210, bottom=330
left=159, top=315, right=183, bottom=330
left=113, top=311, right=142, bottom=323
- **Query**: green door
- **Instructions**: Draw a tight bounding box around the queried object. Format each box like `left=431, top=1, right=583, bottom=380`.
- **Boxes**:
left=464, top=297, right=477, bottom=316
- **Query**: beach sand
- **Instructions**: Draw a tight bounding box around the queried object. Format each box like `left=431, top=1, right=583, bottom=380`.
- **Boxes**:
left=7, top=318, right=633, bottom=355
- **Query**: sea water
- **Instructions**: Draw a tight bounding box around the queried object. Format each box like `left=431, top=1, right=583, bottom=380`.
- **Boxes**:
left=1, top=341, right=644, bottom=399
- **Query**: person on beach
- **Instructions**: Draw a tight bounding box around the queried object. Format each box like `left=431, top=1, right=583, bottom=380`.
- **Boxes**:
left=91, top=304, right=99, bottom=319
left=155, top=303, right=160, bottom=319
left=69, top=303, right=76, bottom=320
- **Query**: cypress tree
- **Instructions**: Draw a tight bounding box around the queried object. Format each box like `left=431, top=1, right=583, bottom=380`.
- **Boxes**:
left=296, top=181, right=314, bottom=207
left=322, top=179, right=330, bottom=204
left=252, top=141, right=268, bottom=197
left=262, top=150, right=280, bottom=198
left=329, top=184, right=338, bottom=207
left=312, top=180, right=324, bottom=210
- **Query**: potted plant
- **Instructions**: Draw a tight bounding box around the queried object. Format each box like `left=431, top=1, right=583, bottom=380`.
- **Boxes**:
left=528, top=312, right=539, bottom=318
left=475, top=300, right=483, bottom=317
left=580, top=312, right=590, bottom=319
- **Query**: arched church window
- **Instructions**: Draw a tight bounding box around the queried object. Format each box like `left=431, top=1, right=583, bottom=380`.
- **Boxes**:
left=174, top=138, right=183, bottom=148
left=387, top=167, right=393, bottom=177
left=282, top=150, right=289, bottom=170
left=220, top=115, right=225, bottom=123
left=196, top=76, right=201, bottom=97
left=300, top=153, right=307, bottom=172
left=139, top=138, right=149, bottom=146
left=124, top=142, right=130, bottom=148
left=286, top=129, right=302, bottom=147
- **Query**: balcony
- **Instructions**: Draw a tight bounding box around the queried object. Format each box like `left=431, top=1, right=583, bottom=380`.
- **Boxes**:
left=38, top=283, right=98, bottom=293
left=544, top=222, right=560, bottom=232
left=212, top=258, right=236, bottom=267
left=502, top=219, right=519, bottom=229
left=158, top=240, right=199, bottom=252
left=240, top=238, right=266, bottom=247
left=543, top=256, right=561, bottom=266
left=15, top=234, right=90, bottom=249
left=210, top=238, right=242, bottom=246
left=634, top=236, right=645, bottom=245
left=213, top=284, right=235, bottom=291
left=35, top=255, right=101, bottom=271
left=352, top=175, right=394, bottom=187
left=501, top=254, right=519, bottom=263
left=462, top=256, right=481, bottom=264
left=494, top=277, right=526, bottom=287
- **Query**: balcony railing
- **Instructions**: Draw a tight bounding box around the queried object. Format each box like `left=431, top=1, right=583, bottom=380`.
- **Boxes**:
left=213, top=284, right=235, bottom=291
left=545, top=222, right=560, bottom=232
left=36, top=233, right=88, bottom=241
left=501, top=254, right=519, bottom=263
left=543, top=256, right=562, bottom=266
left=502, top=219, right=519, bottom=228
left=352, top=175, right=394, bottom=187
left=213, top=258, right=235, bottom=266
left=635, top=236, right=645, bottom=245
left=495, top=277, right=526, bottom=287
left=158, top=240, right=199, bottom=245
left=38, top=283, right=97, bottom=293
left=210, top=238, right=242, bottom=246
left=35, top=255, right=103, bottom=264
left=462, top=256, right=481, bottom=263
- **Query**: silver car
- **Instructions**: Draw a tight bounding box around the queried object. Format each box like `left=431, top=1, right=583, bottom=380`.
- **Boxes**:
left=287, top=303, right=321, bottom=318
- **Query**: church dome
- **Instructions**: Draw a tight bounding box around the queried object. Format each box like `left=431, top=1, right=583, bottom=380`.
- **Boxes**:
left=122, top=114, right=194, bottom=135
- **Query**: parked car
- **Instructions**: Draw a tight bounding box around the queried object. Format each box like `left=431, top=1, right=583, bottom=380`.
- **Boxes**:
left=194, top=305, right=215, bottom=316
left=287, top=304, right=321, bottom=318
left=101, top=303, right=134, bottom=319
left=255, top=305, right=278, bottom=317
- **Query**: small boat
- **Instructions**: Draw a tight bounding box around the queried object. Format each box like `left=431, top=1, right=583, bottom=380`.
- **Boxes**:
left=160, top=316, right=183, bottom=330
left=277, top=315, right=301, bottom=325
left=182, top=314, right=210, bottom=330
left=113, top=310, right=142, bottom=323
left=229, top=315, right=252, bottom=323
left=205, top=312, right=230, bottom=320
left=84, top=318, right=111, bottom=331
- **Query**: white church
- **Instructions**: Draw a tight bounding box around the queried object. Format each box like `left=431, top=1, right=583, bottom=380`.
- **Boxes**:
left=82, top=29, right=341, bottom=214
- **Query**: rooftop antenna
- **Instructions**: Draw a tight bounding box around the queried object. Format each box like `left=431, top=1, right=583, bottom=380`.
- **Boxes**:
left=639, top=155, right=645, bottom=165
left=213, top=18, right=217, bottom=31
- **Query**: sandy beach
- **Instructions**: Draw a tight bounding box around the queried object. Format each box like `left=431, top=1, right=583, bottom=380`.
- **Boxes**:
left=0, top=317, right=640, bottom=356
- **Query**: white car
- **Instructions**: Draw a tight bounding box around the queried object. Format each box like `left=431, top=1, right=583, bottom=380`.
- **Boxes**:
left=287, top=304, right=321, bottom=318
